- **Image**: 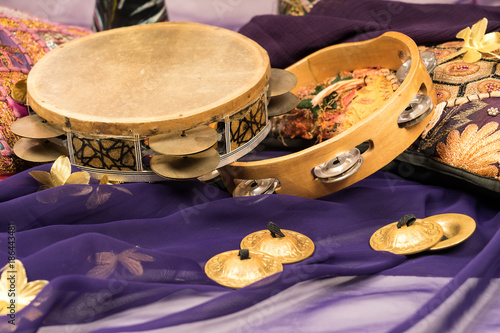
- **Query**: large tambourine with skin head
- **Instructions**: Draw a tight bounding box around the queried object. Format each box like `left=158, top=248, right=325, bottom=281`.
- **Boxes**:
left=15, top=22, right=299, bottom=182
left=219, top=31, right=437, bottom=199
left=16, top=25, right=435, bottom=199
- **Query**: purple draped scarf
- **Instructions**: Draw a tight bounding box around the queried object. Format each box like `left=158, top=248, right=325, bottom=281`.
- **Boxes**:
left=2, top=1, right=500, bottom=332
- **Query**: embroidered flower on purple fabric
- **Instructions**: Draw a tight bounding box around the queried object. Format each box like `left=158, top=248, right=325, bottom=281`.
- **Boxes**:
left=87, top=248, right=155, bottom=279
left=436, top=122, right=500, bottom=177
left=30, top=155, right=132, bottom=207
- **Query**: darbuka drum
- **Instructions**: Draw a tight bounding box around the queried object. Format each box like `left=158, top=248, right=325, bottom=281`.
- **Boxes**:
left=20, top=22, right=284, bottom=182
left=220, top=32, right=437, bottom=199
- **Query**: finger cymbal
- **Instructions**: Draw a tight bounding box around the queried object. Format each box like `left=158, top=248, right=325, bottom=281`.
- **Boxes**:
left=12, top=78, right=27, bottom=104
left=149, top=125, right=218, bottom=156
left=150, top=148, right=220, bottom=180
left=268, top=92, right=299, bottom=117
left=427, top=213, right=476, bottom=251
left=11, top=114, right=65, bottom=139
left=269, top=68, right=297, bottom=97
left=14, top=138, right=68, bottom=162
left=205, top=249, right=283, bottom=289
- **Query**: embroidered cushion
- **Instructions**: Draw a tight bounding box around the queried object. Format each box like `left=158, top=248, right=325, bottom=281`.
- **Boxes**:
left=392, top=40, right=500, bottom=193
left=0, top=6, right=91, bottom=178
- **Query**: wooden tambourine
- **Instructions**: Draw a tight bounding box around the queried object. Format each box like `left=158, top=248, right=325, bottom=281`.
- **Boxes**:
left=17, top=22, right=295, bottom=182
left=219, top=31, right=437, bottom=199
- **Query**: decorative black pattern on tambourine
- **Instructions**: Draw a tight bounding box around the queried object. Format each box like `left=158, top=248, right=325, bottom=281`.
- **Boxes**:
left=72, top=137, right=136, bottom=171
left=230, top=95, right=266, bottom=151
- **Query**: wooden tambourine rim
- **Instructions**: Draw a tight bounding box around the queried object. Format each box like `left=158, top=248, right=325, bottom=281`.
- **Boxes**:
left=27, top=22, right=270, bottom=137
left=221, top=31, right=437, bottom=199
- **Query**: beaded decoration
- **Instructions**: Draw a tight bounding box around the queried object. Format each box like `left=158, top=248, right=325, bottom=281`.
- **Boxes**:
left=0, top=6, right=91, bottom=176
left=420, top=41, right=500, bottom=138
left=278, top=0, right=320, bottom=15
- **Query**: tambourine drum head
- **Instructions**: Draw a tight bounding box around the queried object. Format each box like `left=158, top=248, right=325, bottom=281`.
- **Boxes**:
left=27, top=22, right=270, bottom=137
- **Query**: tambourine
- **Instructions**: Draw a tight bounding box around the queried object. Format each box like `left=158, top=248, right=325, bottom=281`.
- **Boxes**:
left=14, top=24, right=436, bottom=199
left=219, top=31, right=437, bottom=198
left=13, top=22, right=300, bottom=182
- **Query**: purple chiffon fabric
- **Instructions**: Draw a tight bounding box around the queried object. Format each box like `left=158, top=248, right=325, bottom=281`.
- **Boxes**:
left=2, top=1, right=500, bottom=332
left=1, top=164, right=499, bottom=331
left=239, top=0, right=500, bottom=68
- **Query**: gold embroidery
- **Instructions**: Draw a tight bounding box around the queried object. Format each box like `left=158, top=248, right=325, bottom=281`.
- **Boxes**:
left=436, top=122, right=500, bottom=177
left=444, top=62, right=480, bottom=76
left=464, top=78, right=500, bottom=96
left=439, top=41, right=465, bottom=49
left=477, top=79, right=500, bottom=93
left=278, top=0, right=319, bottom=15
left=0, top=45, right=23, bottom=68
left=87, top=248, right=154, bottom=279
left=13, top=31, right=47, bottom=63
left=433, top=59, right=493, bottom=84
left=427, top=45, right=463, bottom=65
left=434, top=84, right=460, bottom=104
left=0, top=17, right=20, bottom=28
left=19, top=19, right=58, bottom=31
left=419, top=100, right=486, bottom=151
left=0, top=72, right=27, bottom=96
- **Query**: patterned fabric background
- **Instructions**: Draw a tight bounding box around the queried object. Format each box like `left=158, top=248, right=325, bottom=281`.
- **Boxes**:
left=279, top=0, right=500, bottom=16
left=0, top=7, right=91, bottom=178
left=399, top=40, right=500, bottom=191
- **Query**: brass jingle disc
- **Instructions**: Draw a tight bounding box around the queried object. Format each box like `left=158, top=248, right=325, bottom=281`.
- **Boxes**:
left=205, top=249, right=283, bottom=289
left=13, top=138, right=68, bottom=162
left=314, top=148, right=363, bottom=183
left=148, top=126, right=218, bottom=156
left=427, top=213, right=476, bottom=251
left=397, top=94, right=434, bottom=128
left=150, top=148, right=220, bottom=180
left=241, top=229, right=315, bottom=264
left=233, top=178, right=279, bottom=197
left=370, top=218, right=444, bottom=255
left=197, top=169, right=220, bottom=183
left=268, top=92, right=299, bottom=117
left=396, top=51, right=437, bottom=84
left=12, top=78, right=27, bottom=104
left=269, top=68, right=298, bottom=97
left=11, top=114, right=65, bottom=139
